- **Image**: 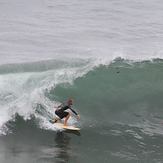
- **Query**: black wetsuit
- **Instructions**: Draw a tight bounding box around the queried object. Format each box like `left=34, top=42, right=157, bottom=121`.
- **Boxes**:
left=55, top=104, right=78, bottom=119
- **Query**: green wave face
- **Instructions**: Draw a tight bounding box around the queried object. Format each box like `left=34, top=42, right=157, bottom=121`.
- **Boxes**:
left=51, top=60, right=163, bottom=127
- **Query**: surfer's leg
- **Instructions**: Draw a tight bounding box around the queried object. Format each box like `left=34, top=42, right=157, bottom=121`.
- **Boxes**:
left=64, top=113, right=70, bottom=126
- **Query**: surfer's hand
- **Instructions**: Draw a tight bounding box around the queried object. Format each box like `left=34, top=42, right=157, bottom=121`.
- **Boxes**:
left=77, top=115, right=80, bottom=120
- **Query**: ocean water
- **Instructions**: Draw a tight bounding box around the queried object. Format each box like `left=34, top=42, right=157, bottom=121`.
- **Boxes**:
left=1, top=0, right=163, bottom=163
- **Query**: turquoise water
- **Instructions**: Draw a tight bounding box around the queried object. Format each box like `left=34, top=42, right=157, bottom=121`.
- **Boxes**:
left=0, top=59, right=163, bottom=163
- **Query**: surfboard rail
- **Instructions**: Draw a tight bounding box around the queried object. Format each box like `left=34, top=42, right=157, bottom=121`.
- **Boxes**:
left=50, top=121, right=80, bottom=131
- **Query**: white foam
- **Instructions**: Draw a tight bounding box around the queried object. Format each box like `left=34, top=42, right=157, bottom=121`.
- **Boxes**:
left=0, top=61, right=95, bottom=134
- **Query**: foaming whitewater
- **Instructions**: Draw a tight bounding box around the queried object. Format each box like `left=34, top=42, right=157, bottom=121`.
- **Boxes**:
left=0, top=59, right=96, bottom=134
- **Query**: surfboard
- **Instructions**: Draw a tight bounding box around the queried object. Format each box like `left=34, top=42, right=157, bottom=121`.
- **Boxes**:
left=50, top=121, right=80, bottom=131
left=56, top=123, right=80, bottom=131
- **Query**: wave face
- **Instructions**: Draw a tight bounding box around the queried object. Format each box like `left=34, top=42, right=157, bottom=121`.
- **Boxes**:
left=52, top=59, right=163, bottom=135
left=0, top=58, right=163, bottom=136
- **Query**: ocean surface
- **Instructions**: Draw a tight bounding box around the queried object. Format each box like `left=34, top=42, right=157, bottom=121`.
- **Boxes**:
left=1, top=0, right=163, bottom=163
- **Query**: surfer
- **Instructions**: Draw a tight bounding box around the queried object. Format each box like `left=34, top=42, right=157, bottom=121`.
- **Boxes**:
left=51, top=99, right=80, bottom=126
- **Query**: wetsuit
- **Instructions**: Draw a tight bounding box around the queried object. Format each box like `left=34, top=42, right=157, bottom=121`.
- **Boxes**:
left=55, top=104, right=78, bottom=119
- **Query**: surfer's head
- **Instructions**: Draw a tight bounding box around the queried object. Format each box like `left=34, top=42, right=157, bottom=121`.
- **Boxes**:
left=67, top=98, right=73, bottom=105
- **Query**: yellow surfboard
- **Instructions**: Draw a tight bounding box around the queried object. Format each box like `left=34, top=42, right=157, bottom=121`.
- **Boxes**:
left=55, top=122, right=80, bottom=131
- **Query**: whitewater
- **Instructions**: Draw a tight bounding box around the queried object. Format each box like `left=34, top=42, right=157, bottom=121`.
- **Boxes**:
left=1, top=0, right=163, bottom=163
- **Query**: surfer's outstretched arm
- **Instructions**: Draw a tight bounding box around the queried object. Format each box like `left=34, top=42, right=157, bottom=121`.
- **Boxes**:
left=70, top=108, right=80, bottom=120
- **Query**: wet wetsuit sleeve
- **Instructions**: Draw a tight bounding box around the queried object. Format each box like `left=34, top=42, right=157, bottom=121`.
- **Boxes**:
left=70, top=108, right=78, bottom=115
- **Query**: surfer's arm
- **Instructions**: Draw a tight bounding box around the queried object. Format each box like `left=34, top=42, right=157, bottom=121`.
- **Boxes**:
left=70, top=108, right=78, bottom=115
left=70, top=108, right=80, bottom=120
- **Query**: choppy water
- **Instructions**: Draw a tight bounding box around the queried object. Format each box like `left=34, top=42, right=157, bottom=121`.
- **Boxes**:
left=1, top=0, right=163, bottom=64
left=1, top=0, right=163, bottom=162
